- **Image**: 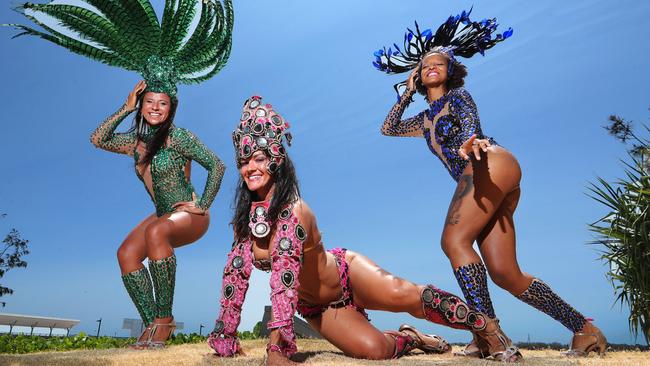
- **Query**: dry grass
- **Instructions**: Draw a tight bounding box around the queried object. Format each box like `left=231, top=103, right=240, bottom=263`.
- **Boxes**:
left=0, top=339, right=648, bottom=366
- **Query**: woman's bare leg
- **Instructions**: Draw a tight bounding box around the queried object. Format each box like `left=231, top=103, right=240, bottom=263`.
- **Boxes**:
left=346, top=251, right=487, bottom=332
left=308, top=306, right=397, bottom=360
left=440, top=149, right=521, bottom=318
left=117, top=214, right=158, bottom=274
left=142, top=211, right=210, bottom=343
left=436, top=149, right=522, bottom=359
left=479, top=189, right=590, bottom=337
left=346, top=251, right=423, bottom=317
left=144, top=211, right=210, bottom=260
left=448, top=150, right=598, bottom=354
left=116, top=214, right=158, bottom=342
left=477, top=188, right=533, bottom=295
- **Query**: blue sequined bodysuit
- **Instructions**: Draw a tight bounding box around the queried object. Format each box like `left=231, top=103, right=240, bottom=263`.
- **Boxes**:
left=91, top=104, right=226, bottom=216
left=381, top=87, right=495, bottom=181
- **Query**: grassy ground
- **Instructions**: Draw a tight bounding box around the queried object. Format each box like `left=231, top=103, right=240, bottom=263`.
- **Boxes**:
left=0, top=339, right=648, bottom=366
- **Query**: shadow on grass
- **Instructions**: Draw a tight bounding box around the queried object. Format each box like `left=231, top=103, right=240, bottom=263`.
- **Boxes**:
left=293, top=350, right=345, bottom=362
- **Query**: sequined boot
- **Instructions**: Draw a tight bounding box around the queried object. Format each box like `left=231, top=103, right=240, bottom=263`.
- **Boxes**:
left=453, top=262, right=497, bottom=358
left=420, top=285, right=488, bottom=331
left=453, top=262, right=496, bottom=318
left=149, top=254, right=177, bottom=319
left=121, top=267, right=156, bottom=348
left=516, top=278, right=586, bottom=333
left=516, top=278, right=607, bottom=356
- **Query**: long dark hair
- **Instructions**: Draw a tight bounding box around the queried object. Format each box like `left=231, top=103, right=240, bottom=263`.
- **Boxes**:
left=415, top=53, right=468, bottom=97
left=232, top=153, right=300, bottom=241
left=129, top=93, right=179, bottom=165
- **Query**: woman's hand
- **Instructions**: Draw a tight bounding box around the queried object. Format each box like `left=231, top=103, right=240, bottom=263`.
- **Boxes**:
left=126, top=80, right=147, bottom=110
left=459, top=134, right=491, bottom=161
left=172, top=199, right=206, bottom=215
left=406, top=69, right=419, bottom=93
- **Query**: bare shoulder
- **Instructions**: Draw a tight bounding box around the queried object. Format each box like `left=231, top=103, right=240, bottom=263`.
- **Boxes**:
left=291, top=199, right=321, bottom=244
left=292, top=199, right=315, bottom=224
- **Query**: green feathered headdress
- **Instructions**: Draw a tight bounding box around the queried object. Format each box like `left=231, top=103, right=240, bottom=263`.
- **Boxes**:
left=5, top=0, right=234, bottom=97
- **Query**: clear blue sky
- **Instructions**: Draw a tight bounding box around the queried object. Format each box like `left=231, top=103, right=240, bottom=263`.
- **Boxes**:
left=1, top=0, right=649, bottom=344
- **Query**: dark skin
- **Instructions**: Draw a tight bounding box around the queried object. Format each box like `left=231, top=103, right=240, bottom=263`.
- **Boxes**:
left=91, top=81, right=210, bottom=344
left=240, top=152, right=449, bottom=365
left=408, top=53, right=602, bottom=350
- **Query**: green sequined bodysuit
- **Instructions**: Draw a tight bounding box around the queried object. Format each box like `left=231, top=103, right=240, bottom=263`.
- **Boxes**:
left=91, top=104, right=225, bottom=216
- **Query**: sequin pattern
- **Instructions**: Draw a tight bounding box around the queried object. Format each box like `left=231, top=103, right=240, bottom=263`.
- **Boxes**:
left=426, top=88, right=495, bottom=181
left=249, top=201, right=271, bottom=238
left=208, top=240, right=254, bottom=357
left=516, top=278, right=586, bottom=333
left=267, top=205, right=306, bottom=357
left=384, top=330, right=419, bottom=359
left=382, top=88, right=496, bottom=181
left=296, top=248, right=369, bottom=320
left=453, top=262, right=496, bottom=319
left=121, top=267, right=156, bottom=326
left=90, top=104, right=138, bottom=154
left=149, top=254, right=177, bottom=319
left=209, top=202, right=306, bottom=358
left=91, top=105, right=226, bottom=216
left=421, top=284, right=486, bottom=331
left=233, top=96, right=291, bottom=174
left=380, top=89, right=425, bottom=137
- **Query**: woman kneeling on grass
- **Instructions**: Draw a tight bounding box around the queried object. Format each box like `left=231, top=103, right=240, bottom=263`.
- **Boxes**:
left=207, top=96, right=515, bottom=365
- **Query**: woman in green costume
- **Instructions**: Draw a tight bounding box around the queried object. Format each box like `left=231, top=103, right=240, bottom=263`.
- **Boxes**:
left=7, top=0, right=234, bottom=348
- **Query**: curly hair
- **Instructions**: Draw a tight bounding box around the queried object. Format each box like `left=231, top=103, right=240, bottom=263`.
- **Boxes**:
left=415, top=52, right=468, bottom=97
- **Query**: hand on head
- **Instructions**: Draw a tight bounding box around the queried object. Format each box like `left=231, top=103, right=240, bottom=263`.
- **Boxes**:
left=127, top=80, right=147, bottom=110
left=406, top=69, right=419, bottom=92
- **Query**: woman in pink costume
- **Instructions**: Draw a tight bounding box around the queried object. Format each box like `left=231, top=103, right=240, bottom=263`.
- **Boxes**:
left=206, top=96, right=520, bottom=365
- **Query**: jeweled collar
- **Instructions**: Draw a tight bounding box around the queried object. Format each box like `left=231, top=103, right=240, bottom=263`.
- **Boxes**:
left=140, top=124, right=161, bottom=143
left=249, top=200, right=271, bottom=238
left=426, top=90, right=451, bottom=120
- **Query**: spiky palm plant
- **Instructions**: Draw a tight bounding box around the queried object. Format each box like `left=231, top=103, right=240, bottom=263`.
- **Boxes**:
left=4, top=0, right=233, bottom=95
left=589, top=114, right=650, bottom=344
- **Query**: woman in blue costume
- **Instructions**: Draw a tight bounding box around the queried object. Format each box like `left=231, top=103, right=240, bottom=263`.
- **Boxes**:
left=374, top=10, right=606, bottom=360
left=7, top=0, right=233, bottom=348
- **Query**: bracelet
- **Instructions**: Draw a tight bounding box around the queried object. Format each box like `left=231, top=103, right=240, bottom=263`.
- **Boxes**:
left=266, top=343, right=282, bottom=354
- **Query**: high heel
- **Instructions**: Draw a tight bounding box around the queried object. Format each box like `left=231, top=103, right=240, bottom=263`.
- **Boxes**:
left=128, top=324, right=155, bottom=350
left=562, top=325, right=607, bottom=357
left=474, top=318, right=522, bottom=363
left=148, top=320, right=177, bottom=349
left=453, top=334, right=483, bottom=358
left=399, top=324, right=452, bottom=354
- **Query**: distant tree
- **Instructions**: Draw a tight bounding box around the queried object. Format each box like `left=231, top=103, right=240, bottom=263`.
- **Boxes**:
left=589, top=113, right=650, bottom=344
left=0, top=214, right=30, bottom=307
left=252, top=321, right=262, bottom=338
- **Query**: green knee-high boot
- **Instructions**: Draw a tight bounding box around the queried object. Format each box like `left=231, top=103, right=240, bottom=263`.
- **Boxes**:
left=149, top=254, right=177, bottom=319
left=121, top=267, right=156, bottom=326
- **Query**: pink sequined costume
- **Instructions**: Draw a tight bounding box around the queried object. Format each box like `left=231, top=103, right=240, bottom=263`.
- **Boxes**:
left=208, top=200, right=307, bottom=358
left=296, top=248, right=368, bottom=320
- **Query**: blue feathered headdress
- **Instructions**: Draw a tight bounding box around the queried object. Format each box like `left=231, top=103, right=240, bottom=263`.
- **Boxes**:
left=373, top=8, right=513, bottom=75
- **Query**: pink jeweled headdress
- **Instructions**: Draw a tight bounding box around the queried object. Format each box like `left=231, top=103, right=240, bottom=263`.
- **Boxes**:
left=232, top=96, right=291, bottom=174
